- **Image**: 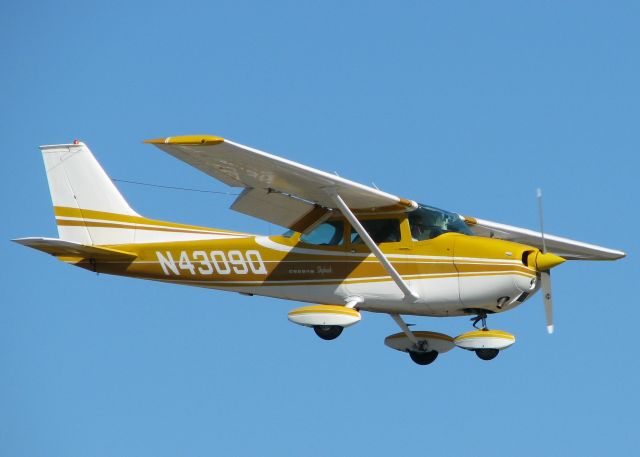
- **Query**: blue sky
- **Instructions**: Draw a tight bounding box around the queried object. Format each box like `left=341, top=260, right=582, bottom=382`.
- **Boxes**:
left=2, top=1, right=638, bottom=455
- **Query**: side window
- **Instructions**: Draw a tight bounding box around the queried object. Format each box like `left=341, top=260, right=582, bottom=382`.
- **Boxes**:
left=300, top=221, right=345, bottom=246
left=350, top=219, right=401, bottom=244
left=409, top=217, right=438, bottom=241
left=408, top=205, right=471, bottom=240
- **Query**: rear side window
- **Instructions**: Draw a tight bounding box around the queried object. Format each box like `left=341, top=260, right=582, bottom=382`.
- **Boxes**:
left=300, top=221, right=345, bottom=246
left=350, top=219, right=401, bottom=244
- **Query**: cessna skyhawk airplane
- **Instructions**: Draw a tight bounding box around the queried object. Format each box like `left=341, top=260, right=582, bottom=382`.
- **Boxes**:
left=15, top=135, right=625, bottom=365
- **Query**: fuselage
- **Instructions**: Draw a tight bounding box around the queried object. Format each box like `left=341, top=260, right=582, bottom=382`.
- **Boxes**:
left=71, top=221, right=540, bottom=318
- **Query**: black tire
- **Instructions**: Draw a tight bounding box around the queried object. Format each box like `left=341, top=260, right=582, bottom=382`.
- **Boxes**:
left=313, top=325, right=343, bottom=340
left=475, top=348, right=500, bottom=360
left=409, top=350, right=438, bottom=365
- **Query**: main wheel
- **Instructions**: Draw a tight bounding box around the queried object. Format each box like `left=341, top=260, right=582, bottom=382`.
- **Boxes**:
left=475, top=348, right=499, bottom=360
left=313, top=325, right=343, bottom=340
left=409, top=350, right=438, bottom=365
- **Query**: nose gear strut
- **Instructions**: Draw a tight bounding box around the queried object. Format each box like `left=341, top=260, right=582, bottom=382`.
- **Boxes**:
left=471, top=312, right=488, bottom=331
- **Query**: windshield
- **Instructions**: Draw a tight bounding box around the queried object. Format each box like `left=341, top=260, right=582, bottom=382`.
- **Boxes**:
left=408, top=204, right=472, bottom=241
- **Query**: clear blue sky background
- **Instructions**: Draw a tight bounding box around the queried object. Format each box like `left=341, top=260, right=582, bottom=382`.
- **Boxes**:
left=2, top=1, right=638, bottom=455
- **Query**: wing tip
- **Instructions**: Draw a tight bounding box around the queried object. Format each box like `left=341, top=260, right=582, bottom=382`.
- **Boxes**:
left=144, top=135, right=224, bottom=145
left=611, top=250, right=626, bottom=260
left=585, top=249, right=626, bottom=261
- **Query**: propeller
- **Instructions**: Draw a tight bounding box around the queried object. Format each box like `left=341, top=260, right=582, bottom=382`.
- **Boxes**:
left=537, top=188, right=558, bottom=334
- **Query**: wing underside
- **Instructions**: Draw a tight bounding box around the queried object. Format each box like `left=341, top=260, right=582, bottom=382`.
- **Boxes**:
left=464, top=217, right=625, bottom=260
left=145, top=135, right=416, bottom=232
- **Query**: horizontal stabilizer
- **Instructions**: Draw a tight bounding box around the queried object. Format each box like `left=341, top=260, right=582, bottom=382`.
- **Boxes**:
left=12, top=237, right=137, bottom=260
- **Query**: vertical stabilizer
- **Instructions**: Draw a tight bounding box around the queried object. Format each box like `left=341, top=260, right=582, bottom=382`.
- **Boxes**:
left=40, top=142, right=139, bottom=245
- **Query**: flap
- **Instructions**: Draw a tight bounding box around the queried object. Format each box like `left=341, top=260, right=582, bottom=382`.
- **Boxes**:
left=230, top=188, right=331, bottom=231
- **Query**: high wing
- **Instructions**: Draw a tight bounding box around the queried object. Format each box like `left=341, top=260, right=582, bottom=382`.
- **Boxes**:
left=463, top=216, right=625, bottom=261
left=144, top=134, right=624, bottom=262
left=145, top=135, right=416, bottom=232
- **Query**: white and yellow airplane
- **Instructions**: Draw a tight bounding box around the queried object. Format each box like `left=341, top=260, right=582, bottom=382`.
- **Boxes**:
left=15, top=135, right=625, bottom=365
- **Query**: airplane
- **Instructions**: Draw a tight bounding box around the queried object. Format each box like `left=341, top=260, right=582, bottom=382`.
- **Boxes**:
left=14, top=135, right=626, bottom=365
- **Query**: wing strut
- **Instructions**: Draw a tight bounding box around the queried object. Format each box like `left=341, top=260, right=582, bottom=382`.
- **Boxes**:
left=390, top=313, right=419, bottom=345
left=325, top=188, right=419, bottom=302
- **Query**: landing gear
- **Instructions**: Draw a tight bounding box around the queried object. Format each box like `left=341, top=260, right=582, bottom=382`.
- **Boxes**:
left=409, top=350, right=439, bottom=365
left=288, top=304, right=361, bottom=341
left=454, top=316, right=516, bottom=361
left=471, top=311, right=489, bottom=330
left=384, top=315, right=455, bottom=366
left=384, top=313, right=515, bottom=365
left=468, top=312, right=501, bottom=360
left=313, top=325, right=343, bottom=340
left=475, top=348, right=500, bottom=360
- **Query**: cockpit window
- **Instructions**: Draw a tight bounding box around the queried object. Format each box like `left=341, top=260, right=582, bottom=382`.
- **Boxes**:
left=300, top=221, right=345, bottom=246
left=409, top=204, right=472, bottom=241
left=350, top=219, right=401, bottom=244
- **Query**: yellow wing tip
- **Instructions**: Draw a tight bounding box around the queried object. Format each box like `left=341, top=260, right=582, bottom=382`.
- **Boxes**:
left=144, top=135, right=224, bottom=145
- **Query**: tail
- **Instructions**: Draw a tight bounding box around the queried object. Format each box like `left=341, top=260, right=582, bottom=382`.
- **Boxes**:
left=40, top=141, right=139, bottom=245
left=36, top=141, right=246, bottom=246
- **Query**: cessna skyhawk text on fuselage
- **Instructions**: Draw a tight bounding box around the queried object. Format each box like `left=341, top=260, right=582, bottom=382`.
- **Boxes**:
left=15, top=135, right=625, bottom=365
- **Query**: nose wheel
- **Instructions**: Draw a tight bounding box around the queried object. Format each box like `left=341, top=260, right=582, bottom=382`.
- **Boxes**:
left=469, top=313, right=499, bottom=360
left=455, top=317, right=516, bottom=361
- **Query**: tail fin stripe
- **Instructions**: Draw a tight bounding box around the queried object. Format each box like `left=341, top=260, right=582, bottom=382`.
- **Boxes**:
left=57, top=219, right=244, bottom=236
left=55, top=219, right=247, bottom=237
left=53, top=206, right=246, bottom=235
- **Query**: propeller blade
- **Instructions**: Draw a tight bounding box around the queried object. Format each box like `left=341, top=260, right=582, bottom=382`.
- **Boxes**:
left=537, top=188, right=555, bottom=333
left=541, top=270, right=554, bottom=334
left=536, top=188, right=547, bottom=253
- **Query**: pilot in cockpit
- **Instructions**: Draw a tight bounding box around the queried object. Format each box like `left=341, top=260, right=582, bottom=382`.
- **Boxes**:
left=411, top=213, right=445, bottom=241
